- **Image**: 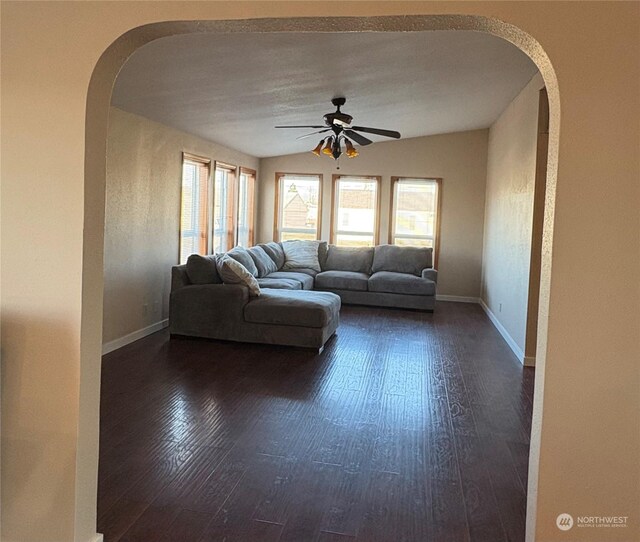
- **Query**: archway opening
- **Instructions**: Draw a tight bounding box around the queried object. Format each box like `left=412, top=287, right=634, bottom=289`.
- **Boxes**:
left=84, top=15, right=559, bottom=541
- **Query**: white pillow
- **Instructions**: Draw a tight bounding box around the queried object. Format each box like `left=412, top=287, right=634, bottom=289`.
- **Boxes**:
left=282, top=240, right=321, bottom=272
left=217, top=255, right=261, bottom=296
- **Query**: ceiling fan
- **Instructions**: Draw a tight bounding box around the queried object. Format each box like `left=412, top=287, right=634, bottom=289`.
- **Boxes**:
left=275, top=97, right=401, bottom=160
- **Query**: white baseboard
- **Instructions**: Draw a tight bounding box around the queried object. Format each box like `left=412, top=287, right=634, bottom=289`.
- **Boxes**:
left=436, top=294, right=481, bottom=303
left=478, top=299, right=526, bottom=365
left=102, top=319, right=169, bottom=355
left=88, top=535, right=103, bottom=542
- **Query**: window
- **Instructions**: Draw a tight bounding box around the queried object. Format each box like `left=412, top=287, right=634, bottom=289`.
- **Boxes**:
left=213, top=162, right=237, bottom=253
left=179, top=153, right=211, bottom=264
left=390, top=177, right=441, bottom=264
left=236, top=167, right=256, bottom=247
left=275, top=173, right=322, bottom=241
left=180, top=156, right=255, bottom=260
left=331, top=175, right=380, bottom=246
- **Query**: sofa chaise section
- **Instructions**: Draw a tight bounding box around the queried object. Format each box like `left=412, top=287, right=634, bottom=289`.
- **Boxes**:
left=170, top=261, right=340, bottom=350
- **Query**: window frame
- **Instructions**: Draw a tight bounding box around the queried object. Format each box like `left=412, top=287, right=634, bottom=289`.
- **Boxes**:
left=273, top=172, right=324, bottom=242
left=389, top=176, right=442, bottom=268
left=236, top=167, right=256, bottom=247
left=179, top=152, right=212, bottom=264
left=213, top=161, right=238, bottom=253
left=330, top=174, right=381, bottom=246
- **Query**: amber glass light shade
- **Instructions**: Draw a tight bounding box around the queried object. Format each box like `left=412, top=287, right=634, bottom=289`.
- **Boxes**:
left=321, top=137, right=334, bottom=155
left=311, top=139, right=324, bottom=156
left=344, top=138, right=359, bottom=158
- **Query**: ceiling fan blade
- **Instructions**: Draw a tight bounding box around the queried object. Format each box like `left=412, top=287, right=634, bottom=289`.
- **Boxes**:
left=275, top=125, right=326, bottom=129
left=344, top=129, right=373, bottom=146
left=296, top=128, right=331, bottom=140
left=351, top=126, right=401, bottom=139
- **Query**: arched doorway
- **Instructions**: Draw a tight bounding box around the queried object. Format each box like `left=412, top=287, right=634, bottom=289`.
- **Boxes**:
left=84, top=15, right=559, bottom=541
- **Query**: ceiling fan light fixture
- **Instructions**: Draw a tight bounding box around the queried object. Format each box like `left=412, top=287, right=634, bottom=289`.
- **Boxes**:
left=311, top=139, right=324, bottom=156
left=276, top=98, right=400, bottom=160
left=344, top=138, right=359, bottom=158
left=322, top=137, right=334, bottom=156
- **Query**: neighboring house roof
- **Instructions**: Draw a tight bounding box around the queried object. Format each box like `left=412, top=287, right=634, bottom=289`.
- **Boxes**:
left=397, top=190, right=435, bottom=212
left=284, top=191, right=307, bottom=209
left=339, top=189, right=377, bottom=209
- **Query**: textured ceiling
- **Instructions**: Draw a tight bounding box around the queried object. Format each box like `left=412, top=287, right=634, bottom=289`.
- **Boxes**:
left=112, top=31, right=537, bottom=158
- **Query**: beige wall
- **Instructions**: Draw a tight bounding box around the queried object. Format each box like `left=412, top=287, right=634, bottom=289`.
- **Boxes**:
left=103, top=107, right=259, bottom=345
left=258, top=130, right=489, bottom=298
left=481, top=74, right=543, bottom=355
left=1, top=3, right=638, bottom=542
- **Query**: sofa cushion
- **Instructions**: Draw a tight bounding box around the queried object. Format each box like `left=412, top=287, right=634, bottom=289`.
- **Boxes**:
left=315, top=270, right=369, bottom=292
left=258, top=241, right=286, bottom=269
left=324, top=246, right=374, bottom=274
left=256, top=277, right=302, bottom=290
left=185, top=254, right=221, bottom=284
left=285, top=241, right=328, bottom=277
left=371, top=245, right=433, bottom=276
left=282, top=240, right=322, bottom=272
left=217, top=255, right=261, bottom=296
left=284, top=267, right=318, bottom=277
left=265, top=271, right=314, bottom=290
left=248, top=246, right=278, bottom=277
left=368, top=271, right=436, bottom=296
left=244, top=289, right=340, bottom=328
left=227, top=246, right=259, bottom=277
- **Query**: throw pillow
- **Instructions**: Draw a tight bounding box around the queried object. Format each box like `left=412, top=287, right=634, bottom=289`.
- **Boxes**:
left=258, top=242, right=286, bottom=269
left=248, top=246, right=278, bottom=277
left=226, top=246, right=259, bottom=277
left=185, top=254, right=221, bottom=284
left=282, top=240, right=321, bottom=272
left=217, top=255, right=261, bottom=296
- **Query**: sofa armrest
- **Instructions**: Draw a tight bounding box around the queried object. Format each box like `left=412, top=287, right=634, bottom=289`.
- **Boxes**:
left=170, top=283, right=249, bottom=332
left=422, top=268, right=438, bottom=283
left=171, top=283, right=249, bottom=306
left=171, top=265, right=190, bottom=291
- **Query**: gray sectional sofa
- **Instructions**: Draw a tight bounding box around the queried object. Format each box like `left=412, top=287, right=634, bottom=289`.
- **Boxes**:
left=170, top=241, right=437, bottom=350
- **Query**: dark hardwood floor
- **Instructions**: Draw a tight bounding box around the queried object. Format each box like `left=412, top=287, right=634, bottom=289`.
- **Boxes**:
left=98, top=302, right=534, bottom=542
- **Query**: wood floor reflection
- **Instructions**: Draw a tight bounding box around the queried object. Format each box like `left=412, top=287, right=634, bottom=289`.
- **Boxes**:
left=98, top=302, right=534, bottom=542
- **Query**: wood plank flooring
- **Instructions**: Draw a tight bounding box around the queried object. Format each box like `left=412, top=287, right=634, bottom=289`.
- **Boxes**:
left=98, top=302, right=534, bottom=542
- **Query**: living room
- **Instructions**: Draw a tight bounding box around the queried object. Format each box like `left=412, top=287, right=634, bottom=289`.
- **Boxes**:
left=103, top=31, right=543, bottom=360
left=99, top=29, right=543, bottom=541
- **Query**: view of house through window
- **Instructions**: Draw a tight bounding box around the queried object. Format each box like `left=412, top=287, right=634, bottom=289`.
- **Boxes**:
left=332, top=175, right=380, bottom=246
left=179, top=154, right=211, bottom=264
left=213, top=163, right=237, bottom=253
left=390, top=177, right=440, bottom=254
left=236, top=168, right=256, bottom=247
left=275, top=173, right=322, bottom=241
